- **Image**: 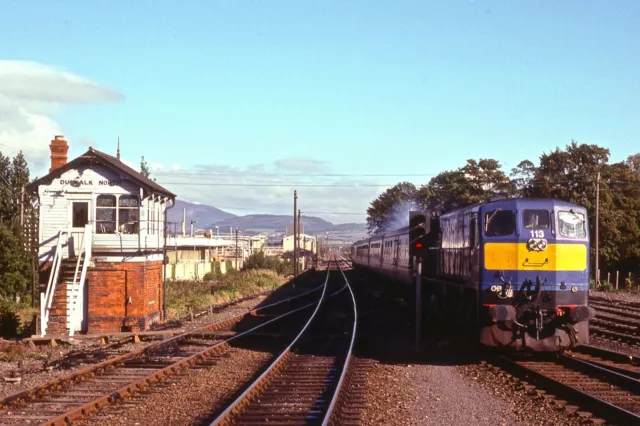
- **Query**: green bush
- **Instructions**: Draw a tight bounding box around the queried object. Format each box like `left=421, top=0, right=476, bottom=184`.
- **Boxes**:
left=597, top=280, right=613, bottom=292
left=244, top=252, right=293, bottom=276
left=0, top=299, right=37, bottom=338
left=165, top=269, right=286, bottom=320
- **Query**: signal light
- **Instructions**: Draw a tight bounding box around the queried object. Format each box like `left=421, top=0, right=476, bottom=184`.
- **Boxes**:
left=409, top=210, right=429, bottom=256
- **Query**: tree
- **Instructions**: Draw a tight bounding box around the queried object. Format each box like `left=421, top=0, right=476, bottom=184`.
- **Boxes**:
left=140, top=156, right=151, bottom=178
left=510, top=160, right=537, bottom=197
left=422, top=169, right=468, bottom=212
left=0, top=153, right=12, bottom=224
left=0, top=224, right=29, bottom=301
left=365, top=158, right=513, bottom=234
left=0, top=150, right=35, bottom=304
left=0, top=151, right=32, bottom=226
left=423, top=158, right=512, bottom=212
left=626, top=153, right=640, bottom=174
left=366, top=182, right=419, bottom=235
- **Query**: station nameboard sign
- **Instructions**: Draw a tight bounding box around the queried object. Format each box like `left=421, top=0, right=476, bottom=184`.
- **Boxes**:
left=59, top=179, right=122, bottom=187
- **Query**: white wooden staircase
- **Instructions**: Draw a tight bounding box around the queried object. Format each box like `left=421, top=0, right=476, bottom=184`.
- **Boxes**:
left=40, top=225, right=92, bottom=336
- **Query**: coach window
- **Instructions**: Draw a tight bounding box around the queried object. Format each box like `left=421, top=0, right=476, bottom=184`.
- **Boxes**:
left=484, top=209, right=515, bottom=237
left=523, top=210, right=549, bottom=229
left=558, top=210, right=587, bottom=238
left=470, top=217, right=477, bottom=247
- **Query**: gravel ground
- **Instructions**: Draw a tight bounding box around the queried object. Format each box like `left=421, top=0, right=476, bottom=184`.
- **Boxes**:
left=589, top=335, right=640, bottom=358
left=0, top=338, right=158, bottom=399
left=357, top=359, right=522, bottom=425
left=456, top=362, right=594, bottom=426
left=75, top=347, right=275, bottom=426
left=590, top=290, right=640, bottom=304
left=355, top=357, right=595, bottom=425
left=0, top=279, right=319, bottom=399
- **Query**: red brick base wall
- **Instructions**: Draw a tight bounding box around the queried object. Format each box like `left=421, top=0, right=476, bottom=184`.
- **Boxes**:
left=38, top=261, right=53, bottom=293
left=86, top=260, right=164, bottom=334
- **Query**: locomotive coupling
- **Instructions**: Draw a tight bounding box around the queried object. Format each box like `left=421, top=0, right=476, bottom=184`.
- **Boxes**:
left=490, top=305, right=516, bottom=322
left=569, top=305, right=596, bottom=322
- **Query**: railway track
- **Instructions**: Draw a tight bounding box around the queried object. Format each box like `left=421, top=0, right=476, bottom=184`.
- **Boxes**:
left=493, top=345, right=640, bottom=425
left=567, top=345, right=640, bottom=380
left=34, top=289, right=289, bottom=374
left=210, top=256, right=357, bottom=426
left=0, top=282, right=326, bottom=426
left=590, top=296, right=640, bottom=310
left=589, top=301, right=640, bottom=345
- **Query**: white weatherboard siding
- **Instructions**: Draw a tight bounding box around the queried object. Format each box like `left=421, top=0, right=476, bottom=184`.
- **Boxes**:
left=38, top=165, right=170, bottom=261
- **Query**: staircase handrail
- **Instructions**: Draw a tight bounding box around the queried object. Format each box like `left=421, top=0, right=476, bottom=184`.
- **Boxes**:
left=40, top=230, right=66, bottom=336
left=69, top=224, right=92, bottom=337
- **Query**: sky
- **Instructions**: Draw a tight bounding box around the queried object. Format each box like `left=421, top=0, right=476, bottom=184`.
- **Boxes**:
left=1, top=0, right=639, bottom=224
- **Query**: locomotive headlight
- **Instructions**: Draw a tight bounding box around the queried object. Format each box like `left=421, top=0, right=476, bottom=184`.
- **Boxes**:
left=571, top=286, right=578, bottom=293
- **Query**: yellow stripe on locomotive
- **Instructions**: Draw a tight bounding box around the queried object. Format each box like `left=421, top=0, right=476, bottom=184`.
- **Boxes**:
left=484, top=242, right=587, bottom=271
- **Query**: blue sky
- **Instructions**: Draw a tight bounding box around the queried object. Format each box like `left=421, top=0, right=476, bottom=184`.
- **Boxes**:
left=1, top=1, right=639, bottom=223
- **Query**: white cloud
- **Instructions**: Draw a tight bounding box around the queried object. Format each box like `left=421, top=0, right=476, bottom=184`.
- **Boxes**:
left=0, top=60, right=123, bottom=173
left=149, top=157, right=383, bottom=224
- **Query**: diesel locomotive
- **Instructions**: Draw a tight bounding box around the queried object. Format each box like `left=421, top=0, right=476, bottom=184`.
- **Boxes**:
left=351, top=198, right=595, bottom=352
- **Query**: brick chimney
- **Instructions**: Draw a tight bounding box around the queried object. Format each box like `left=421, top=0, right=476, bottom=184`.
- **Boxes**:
left=49, top=135, right=69, bottom=173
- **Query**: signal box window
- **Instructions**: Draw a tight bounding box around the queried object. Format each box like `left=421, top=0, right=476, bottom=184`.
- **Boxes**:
left=484, top=209, right=515, bottom=237
left=96, top=195, right=117, bottom=234
left=119, top=196, right=139, bottom=234
left=558, top=211, right=587, bottom=238
left=523, top=210, right=549, bottom=229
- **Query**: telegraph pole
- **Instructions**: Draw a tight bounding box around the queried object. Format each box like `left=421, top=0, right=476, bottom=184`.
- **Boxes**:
left=235, top=228, right=239, bottom=270
left=595, top=171, right=600, bottom=285
left=293, top=191, right=298, bottom=278
left=303, top=236, right=307, bottom=271
left=297, top=209, right=302, bottom=272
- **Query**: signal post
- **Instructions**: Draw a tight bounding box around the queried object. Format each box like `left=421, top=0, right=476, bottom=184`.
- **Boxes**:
left=409, top=211, right=428, bottom=351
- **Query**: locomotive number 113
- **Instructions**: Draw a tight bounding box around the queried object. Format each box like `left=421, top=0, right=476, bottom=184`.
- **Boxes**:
left=530, top=230, right=545, bottom=238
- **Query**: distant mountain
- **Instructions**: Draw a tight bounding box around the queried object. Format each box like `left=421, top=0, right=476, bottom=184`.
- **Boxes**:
left=168, top=200, right=366, bottom=237
left=211, top=214, right=367, bottom=236
left=212, top=214, right=333, bottom=234
left=331, top=222, right=367, bottom=232
left=168, top=200, right=236, bottom=226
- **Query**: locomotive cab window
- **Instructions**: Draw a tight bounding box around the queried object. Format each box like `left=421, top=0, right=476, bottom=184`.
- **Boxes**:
left=484, top=209, right=515, bottom=237
left=558, top=210, right=587, bottom=238
left=523, top=209, right=549, bottom=229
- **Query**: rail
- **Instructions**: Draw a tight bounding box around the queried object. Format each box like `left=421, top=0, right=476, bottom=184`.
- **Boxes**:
left=495, top=351, right=640, bottom=424
left=210, top=261, right=332, bottom=425
left=210, top=255, right=357, bottom=425
left=322, top=255, right=358, bottom=426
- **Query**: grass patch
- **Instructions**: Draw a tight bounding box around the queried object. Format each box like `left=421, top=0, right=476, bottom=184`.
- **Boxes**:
left=0, top=299, right=38, bottom=338
left=166, top=269, right=286, bottom=320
